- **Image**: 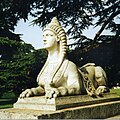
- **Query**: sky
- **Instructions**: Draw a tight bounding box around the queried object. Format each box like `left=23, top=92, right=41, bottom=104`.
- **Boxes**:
left=14, top=17, right=114, bottom=50
left=14, top=18, right=44, bottom=49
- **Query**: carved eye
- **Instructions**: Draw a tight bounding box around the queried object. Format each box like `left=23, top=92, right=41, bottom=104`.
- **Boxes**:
left=46, top=34, right=49, bottom=36
left=44, top=34, right=53, bottom=37
left=50, top=34, right=53, bottom=36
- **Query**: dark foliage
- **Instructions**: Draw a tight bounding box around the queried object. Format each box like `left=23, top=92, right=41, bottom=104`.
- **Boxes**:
left=68, top=35, right=120, bottom=88
left=0, top=37, right=47, bottom=96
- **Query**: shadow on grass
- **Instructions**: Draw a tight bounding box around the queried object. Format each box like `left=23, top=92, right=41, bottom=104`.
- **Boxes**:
left=0, top=91, right=19, bottom=109
left=0, top=98, right=17, bottom=109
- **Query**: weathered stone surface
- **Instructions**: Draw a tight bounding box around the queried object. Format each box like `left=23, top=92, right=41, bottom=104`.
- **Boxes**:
left=0, top=100, right=120, bottom=119
left=14, top=93, right=120, bottom=111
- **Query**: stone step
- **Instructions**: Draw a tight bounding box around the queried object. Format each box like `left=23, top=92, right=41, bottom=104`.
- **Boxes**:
left=1, top=100, right=120, bottom=119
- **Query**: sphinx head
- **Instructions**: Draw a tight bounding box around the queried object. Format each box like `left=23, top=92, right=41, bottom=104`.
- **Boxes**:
left=43, top=17, right=67, bottom=59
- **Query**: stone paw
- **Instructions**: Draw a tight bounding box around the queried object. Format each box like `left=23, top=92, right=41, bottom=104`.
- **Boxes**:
left=19, top=89, right=33, bottom=98
left=96, top=86, right=110, bottom=96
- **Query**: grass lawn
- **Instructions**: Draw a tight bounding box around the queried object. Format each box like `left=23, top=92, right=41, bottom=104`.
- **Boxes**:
left=0, top=98, right=17, bottom=109
left=0, top=103, right=13, bottom=109
left=0, top=89, right=120, bottom=109
left=0, top=92, right=17, bottom=109
left=110, top=88, right=120, bottom=96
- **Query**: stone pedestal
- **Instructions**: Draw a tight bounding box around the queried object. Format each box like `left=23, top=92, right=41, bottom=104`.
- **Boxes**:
left=0, top=93, right=120, bottom=119
left=14, top=93, right=120, bottom=111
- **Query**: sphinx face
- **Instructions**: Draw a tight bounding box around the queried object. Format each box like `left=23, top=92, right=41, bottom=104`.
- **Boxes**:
left=43, top=30, right=58, bottom=50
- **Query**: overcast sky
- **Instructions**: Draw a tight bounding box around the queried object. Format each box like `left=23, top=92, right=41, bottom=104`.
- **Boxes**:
left=14, top=17, right=113, bottom=50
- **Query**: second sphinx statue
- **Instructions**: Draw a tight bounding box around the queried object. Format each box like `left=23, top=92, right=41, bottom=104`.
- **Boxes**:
left=20, top=17, right=109, bottom=99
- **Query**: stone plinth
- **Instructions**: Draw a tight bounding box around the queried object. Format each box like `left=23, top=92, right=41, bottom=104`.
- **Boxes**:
left=0, top=93, right=120, bottom=119
left=14, top=93, right=120, bottom=111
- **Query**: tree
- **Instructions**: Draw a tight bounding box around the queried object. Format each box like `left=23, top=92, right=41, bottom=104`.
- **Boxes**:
left=67, top=34, right=120, bottom=87
left=1, top=0, right=119, bottom=41
left=31, top=0, right=120, bottom=41
left=0, top=0, right=34, bottom=96
left=0, top=37, right=47, bottom=96
left=0, top=0, right=35, bottom=32
left=0, top=0, right=48, bottom=96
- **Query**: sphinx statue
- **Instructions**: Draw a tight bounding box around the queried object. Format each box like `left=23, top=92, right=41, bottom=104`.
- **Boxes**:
left=19, top=17, right=109, bottom=99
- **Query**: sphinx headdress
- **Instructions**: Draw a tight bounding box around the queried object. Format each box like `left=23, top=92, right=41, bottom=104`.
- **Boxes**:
left=44, top=17, right=67, bottom=59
